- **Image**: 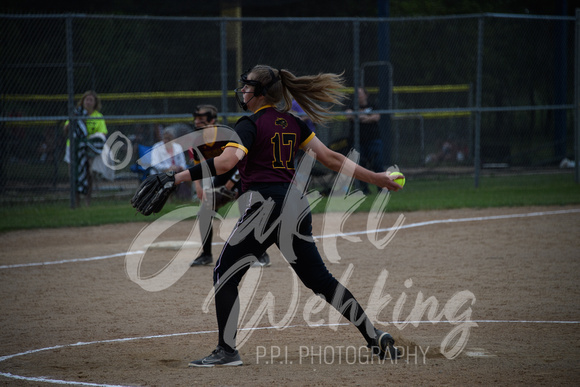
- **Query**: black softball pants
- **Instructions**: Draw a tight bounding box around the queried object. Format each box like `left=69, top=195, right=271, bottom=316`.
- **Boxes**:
left=212, top=183, right=375, bottom=352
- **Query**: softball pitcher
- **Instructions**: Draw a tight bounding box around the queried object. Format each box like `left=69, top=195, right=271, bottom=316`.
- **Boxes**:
left=133, top=64, right=403, bottom=366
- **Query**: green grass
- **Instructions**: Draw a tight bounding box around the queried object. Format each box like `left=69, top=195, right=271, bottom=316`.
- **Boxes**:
left=1, top=173, right=579, bottom=233
left=379, top=172, right=580, bottom=211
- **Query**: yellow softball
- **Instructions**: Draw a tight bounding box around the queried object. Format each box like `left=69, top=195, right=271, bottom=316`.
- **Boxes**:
left=389, top=171, right=406, bottom=188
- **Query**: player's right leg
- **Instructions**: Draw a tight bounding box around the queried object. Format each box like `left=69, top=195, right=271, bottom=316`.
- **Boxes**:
left=189, top=198, right=276, bottom=366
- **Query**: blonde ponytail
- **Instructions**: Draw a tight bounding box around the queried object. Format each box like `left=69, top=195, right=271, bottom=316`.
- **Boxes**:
left=249, top=65, right=346, bottom=125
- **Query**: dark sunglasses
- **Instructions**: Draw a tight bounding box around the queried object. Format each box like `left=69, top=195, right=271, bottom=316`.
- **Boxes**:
left=193, top=105, right=216, bottom=121
left=193, top=112, right=213, bottom=119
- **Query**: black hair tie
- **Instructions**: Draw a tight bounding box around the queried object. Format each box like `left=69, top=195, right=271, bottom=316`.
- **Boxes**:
left=262, top=68, right=281, bottom=95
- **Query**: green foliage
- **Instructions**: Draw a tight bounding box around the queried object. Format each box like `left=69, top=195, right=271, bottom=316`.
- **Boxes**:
left=1, top=172, right=578, bottom=233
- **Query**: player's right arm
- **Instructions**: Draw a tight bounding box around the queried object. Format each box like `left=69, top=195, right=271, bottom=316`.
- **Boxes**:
left=303, top=136, right=402, bottom=191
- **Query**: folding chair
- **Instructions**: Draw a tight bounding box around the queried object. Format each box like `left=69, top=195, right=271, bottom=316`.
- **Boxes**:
left=130, top=144, right=154, bottom=182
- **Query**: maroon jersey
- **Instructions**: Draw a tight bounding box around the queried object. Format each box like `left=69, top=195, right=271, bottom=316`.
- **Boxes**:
left=226, top=106, right=315, bottom=192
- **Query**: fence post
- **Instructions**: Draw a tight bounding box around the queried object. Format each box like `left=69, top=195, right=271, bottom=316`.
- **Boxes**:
left=474, top=16, right=484, bottom=188
left=361, top=60, right=392, bottom=167
left=554, top=2, right=569, bottom=161
left=378, top=0, right=392, bottom=167
left=575, top=9, right=580, bottom=183
left=66, top=15, right=76, bottom=208
left=350, top=20, right=363, bottom=190
left=352, top=19, right=361, bottom=158
left=220, top=19, right=228, bottom=125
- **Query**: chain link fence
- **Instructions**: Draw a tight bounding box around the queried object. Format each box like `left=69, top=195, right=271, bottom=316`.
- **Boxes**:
left=1, top=13, right=578, bottom=205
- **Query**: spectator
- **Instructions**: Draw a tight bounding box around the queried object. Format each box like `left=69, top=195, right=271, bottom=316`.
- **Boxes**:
left=151, top=126, right=187, bottom=174
left=151, top=126, right=190, bottom=199
left=63, top=90, right=108, bottom=206
left=346, top=87, right=383, bottom=194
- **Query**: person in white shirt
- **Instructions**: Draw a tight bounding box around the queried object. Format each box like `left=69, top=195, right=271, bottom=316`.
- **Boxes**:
left=151, top=126, right=187, bottom=174
left=151, top=126, right=191, bottom=200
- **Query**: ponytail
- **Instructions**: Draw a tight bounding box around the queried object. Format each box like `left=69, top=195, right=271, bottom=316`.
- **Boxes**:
left=249, top=65, right=346, bottom=125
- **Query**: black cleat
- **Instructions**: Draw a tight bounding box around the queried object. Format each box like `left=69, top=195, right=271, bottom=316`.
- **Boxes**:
left=253, top=252, right=271, bottom=267
left=190, top=253, right=213, bottom=266
left=369, top=328, right=401, bottom=360
left=188, top=346, right=243, bottom=367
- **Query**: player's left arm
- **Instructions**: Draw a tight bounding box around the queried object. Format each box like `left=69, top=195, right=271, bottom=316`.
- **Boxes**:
left=174, top=146, right=244, bottom=185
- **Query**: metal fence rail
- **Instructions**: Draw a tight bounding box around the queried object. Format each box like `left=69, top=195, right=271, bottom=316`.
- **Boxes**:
left=1, top=13, right=577, bottom=206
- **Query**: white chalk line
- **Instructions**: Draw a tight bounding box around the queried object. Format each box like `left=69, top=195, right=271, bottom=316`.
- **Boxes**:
left=1, top=208, right=579, bottom=270
left=1, top=319, right=579, bottom=386
left=0, top=251, right=145, bottom=270
left=321, top=208, right=580, bottom=238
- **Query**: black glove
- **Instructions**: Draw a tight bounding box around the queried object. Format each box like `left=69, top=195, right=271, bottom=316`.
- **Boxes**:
left=131, top=171, right=176, bottom=216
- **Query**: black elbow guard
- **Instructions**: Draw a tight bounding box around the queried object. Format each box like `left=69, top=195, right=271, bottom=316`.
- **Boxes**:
left=188, top=158, right=217, bottom=181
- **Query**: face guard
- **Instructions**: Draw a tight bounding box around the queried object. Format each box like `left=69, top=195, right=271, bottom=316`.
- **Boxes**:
left=240, top=70, right=265, bottom=94
left=234, top=87, right=253, bottom=111
left=234, top=68, right=280, bottom=111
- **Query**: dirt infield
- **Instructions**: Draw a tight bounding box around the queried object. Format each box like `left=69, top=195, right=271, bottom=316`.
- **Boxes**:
left=1, top=206, right=579, bottom=386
